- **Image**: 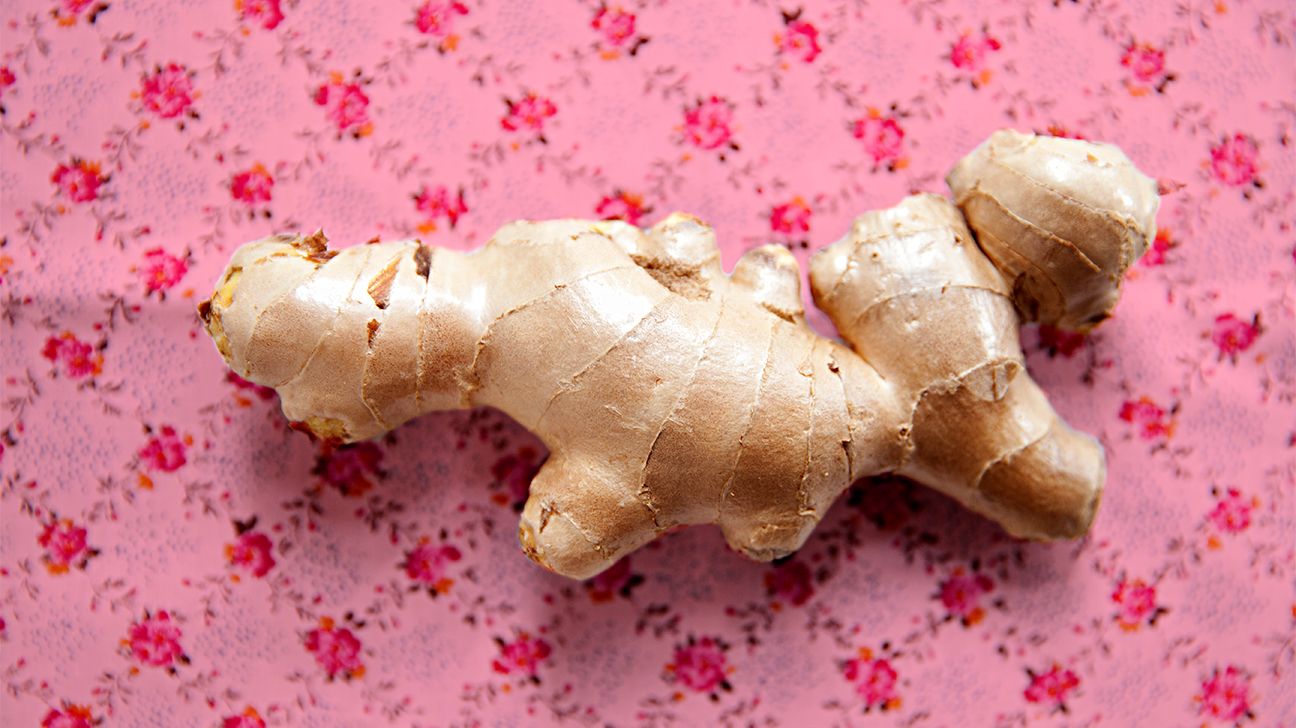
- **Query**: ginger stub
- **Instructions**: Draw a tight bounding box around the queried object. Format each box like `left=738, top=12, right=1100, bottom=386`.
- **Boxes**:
left=200, top=130, right=1158, bottom=579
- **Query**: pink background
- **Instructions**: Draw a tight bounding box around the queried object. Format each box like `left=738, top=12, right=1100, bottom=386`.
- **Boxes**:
left=2, top=0, right=1294, bottom=725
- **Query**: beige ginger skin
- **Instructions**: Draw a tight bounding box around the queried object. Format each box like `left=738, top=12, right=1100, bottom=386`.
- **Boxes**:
left=200, top=130, right=1159, bottom=579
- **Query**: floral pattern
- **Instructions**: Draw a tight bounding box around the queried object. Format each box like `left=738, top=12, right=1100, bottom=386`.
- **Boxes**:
left=1, top=0, right=1293, bottom=725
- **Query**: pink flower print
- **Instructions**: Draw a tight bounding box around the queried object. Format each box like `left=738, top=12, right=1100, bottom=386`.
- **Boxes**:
left=1209, top=134, right=1260, bottom=187
left=596, top=190, right=651, bottom=226
left=236, top=0, right=284, bottom=30
left=41, top=332, right=103, bottom=379
left=413, top=184, right=467, bottom=233
left=666, top=636, right=731, bottom=694
left=585, top=556, right=643, bottom=602
left=226, top=530, right=275, bottom=578
left=1207, top=487, right=1256, bottom=539
left=314, top=74, right=373, bottom=138
left=770, top=196, right=812, bottom=236
left=231, top=163, right=274, bottom=205
left=1112, top=578, right=1161, bottom=630
left=489, top=445, right=542, bottom=509
left=843, top=648, right=900, bottom=710
left=682, top=95, right=736, bottom=152
left=776, top=18, right=821, bottom=63
left=764, top=559, right=814, bottom=607
left=415, top=0, right=468, bottom=52
left=41, top=703, right=98, bottom=728
left=1023, top=664, right=1080, bottom=710
left=937, top=567, right=994, bottom=626
left=138, top=425, right=189, bottom=473
left=139, top=63, right=196, bottom=120
left=592, top=5, right=637, bottom=50
left=51, top=159, right=106, bottom=203
left=403, top=538, right=461, bottom=594
left=222, top=708, right=267, bottom=728
left=500, top=92, right=557, bottom=137
left=851, top=111, right=906, bottom=169
left=1118, top=397, right=1174, bottom=440
left=305, top=617, right=364, bottom=680
left=1119, top=41, right=1171, bottom=93
left=1141, top=227, right=1175, bottom=267
left=126, top=610, right=186, bottom=668
left=1037, top=325, right=1086, bottom=358
left=227, top=371, right=277, bottom=402
left=492, top=631, right=552, bottom=678
left=1211, top=313, right=1261, bottom=362
left=39, top=518, right=95, bottom=574
left=313, top=442, right=385, bottom=497
left=950, top=30, right=1001, bottom=86
left=1196, top=666, right=1253, bottom=723
left=136, top=248, right=188, bottom=296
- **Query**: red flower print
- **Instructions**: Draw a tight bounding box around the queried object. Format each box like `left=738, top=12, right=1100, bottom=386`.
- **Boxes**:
left=775, top=18, right=821, bottom=63
left=1044, top=124, right=1086, bottom=140
left=231, top=163, right=274, bottom=205
left=489, top=445, right=542, bottom=509
left=1207, top=487, right=1256, bottom=537
left=415, top=0, right=468, bottom=51
left=313, top=442, right=385, bottom=497
left=403, top=538, right=461, bottom=594
left=937, top=567, right=994, bottom=626
left=500, top=92, right=557, bottom=137
left=1118, top=397, right=1174, bottom=440
left=136, top=248, right=188, bottom=296
left=1141, top=227, right=1175, bottom=267
left=305, top=617, right=365, bottom=680
left=0, top=66, right=14, bottom=96
left=138, top=425, right=189, bottom=473
left=843, top=648, right=900, bottom=710
left=1037, top=324, right=1087, bottom=358
left=413, top=184, right=468, bottom=232
left=226, top=530, right=275, bottom=578
left=950, top=30, right=1001, bottom=79
left=236, top=0, right=284, bottom=30
left=1209, top=134, right=1260, bottom=187
left=222, top=707, right=267, bottom=728
left=585, top=556, right=644, bottom=602
left=851, top=111, right=906, bottom=168
left=52, top=0, right=107, bottom=26
left=764, top=559, right=814, bottom=606
left=1211, top=313, right=1261, bottom=362
left=227, top=371, right=276, bottom=401
left=126, top=610, right=186, bottom=668
left=1023, top=664, right=1080, bottom=711
left=39, top=518, right=96, bottom=574
left=682, top=95, right=736, bottom=152
left=492, top=631, right=552, bottom=678
left=314, top=74, right=373, bottom=138
left=1196, top=665, right=1253, bottom=723
left=41, top=332, right=103, bottom=379
left=666, top=636, right=731, bottom=694
left=1121, top=42, right=1166, bottom=84
left=139, top=63, right=197, bottom=120
left=770, top=196, right=812, bottom=236
left=41, top=703, right=98, bottom=728
left=592, top=5, right=636, bottom=49
left=51, top=159, right=106, bottom=203
left=1112, top=577, right=1161, bottom=630
left=595, top=190, right=651, bottom=226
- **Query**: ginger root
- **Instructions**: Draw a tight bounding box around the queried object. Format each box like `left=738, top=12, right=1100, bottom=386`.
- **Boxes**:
left=200, top=130, right=1157, bottom=579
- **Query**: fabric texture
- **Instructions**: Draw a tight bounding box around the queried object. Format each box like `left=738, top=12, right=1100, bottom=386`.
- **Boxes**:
left=1, top=0, right=1293, bottom=725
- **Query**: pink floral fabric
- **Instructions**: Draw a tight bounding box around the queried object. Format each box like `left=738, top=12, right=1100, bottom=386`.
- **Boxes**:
left=1, top=1, right=1293, bottom=725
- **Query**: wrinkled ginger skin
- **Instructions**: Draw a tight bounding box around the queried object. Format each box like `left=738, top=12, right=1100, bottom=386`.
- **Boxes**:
left=200, top=130, right=1157, bottom=580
